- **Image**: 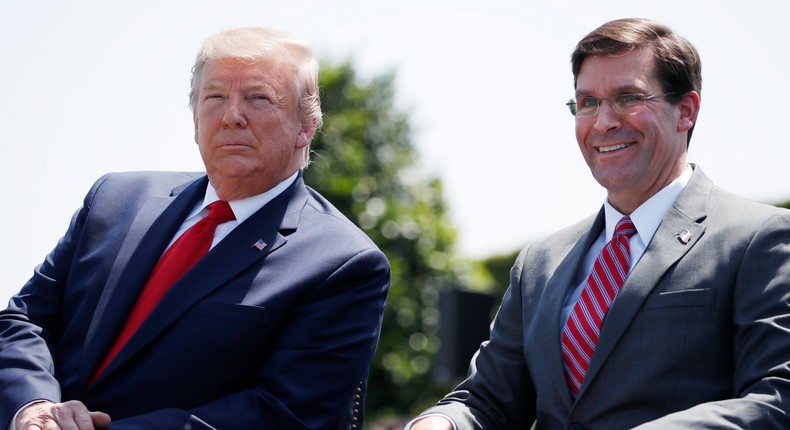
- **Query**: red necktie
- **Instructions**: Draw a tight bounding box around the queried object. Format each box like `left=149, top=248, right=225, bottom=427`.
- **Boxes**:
left=561, top=216, right=636, bottom=395
left=90, top=200, right=235, bottom=384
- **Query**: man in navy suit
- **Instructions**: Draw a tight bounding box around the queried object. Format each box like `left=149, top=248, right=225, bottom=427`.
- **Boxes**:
left=409, top=18, right=790, bottom=429
left=0, top=27, right=390, bottom=429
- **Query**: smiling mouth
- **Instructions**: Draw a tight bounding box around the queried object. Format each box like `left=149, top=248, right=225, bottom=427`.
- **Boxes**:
left=597, top=143, right=633, bottom=153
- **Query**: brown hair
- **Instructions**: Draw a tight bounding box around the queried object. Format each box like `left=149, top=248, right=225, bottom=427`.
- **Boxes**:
left=571, top=18, right=702, bottom=145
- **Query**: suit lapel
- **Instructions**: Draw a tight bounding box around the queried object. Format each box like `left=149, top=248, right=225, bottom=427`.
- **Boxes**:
left=82, top=176, right=207, bottom=388
left=535, top=212, right=603, bottom=409
left=578, top=168, right=711, bottom=397
left=95, top=176, right=309, bottom=383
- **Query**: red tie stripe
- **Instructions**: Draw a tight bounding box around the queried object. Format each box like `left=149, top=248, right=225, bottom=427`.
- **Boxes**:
left=562, top=216, right=636, bottom=395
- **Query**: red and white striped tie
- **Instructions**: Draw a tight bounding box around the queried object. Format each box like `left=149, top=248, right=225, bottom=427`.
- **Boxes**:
left=561, top=216, right=636, bottom=395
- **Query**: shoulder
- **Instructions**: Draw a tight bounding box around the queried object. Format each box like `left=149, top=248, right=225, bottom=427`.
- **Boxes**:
left=696, top=178, right=790, bottom=242
left=686, top=165, right=789, bottom=227
left=509, top=212, right=599, bottom=284
left=89, top=171, right=204, bottom=193
left=518, top=212, right=598, bottom=261
left=708, top=185, right=789, bottom=222
left=84, top=171, right=204, bottom=202
left=296, top=184, right=382, bottom=250
left=274, top=183, right=391, bottom=280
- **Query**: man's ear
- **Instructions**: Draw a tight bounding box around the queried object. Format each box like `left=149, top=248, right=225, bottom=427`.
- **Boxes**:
left=296, top=117, right=318, bottom=149
left=677, top=91, right=701, bottom=133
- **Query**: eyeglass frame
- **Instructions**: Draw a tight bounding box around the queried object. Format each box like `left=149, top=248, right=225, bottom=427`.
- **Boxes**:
left=566, top=92, right=680, bottom=117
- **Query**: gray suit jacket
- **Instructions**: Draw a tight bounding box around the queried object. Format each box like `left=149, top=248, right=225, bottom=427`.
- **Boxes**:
left=421, top=166, right=790, bottom=429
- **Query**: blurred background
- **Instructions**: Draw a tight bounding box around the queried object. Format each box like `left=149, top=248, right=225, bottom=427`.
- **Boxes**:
left=2, top=0, right=789, bottom=425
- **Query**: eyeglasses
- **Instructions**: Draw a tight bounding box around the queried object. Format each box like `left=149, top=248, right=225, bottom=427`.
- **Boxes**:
left=566, top=92, right=678, bottom=117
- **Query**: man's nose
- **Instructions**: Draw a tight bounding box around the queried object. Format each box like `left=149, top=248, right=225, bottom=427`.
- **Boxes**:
left=222, top=99, right=248, bottom=128
left=592, top=100, right=620, bottom=134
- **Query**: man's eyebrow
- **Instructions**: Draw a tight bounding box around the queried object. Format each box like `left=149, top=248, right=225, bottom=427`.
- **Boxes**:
left=575, top=85, right=648, bottom=97
left=243, top=82, right=276, bottom=92
left=201, top=81, right=226, bottom=91
left=202, top=80, right=277, bottom=92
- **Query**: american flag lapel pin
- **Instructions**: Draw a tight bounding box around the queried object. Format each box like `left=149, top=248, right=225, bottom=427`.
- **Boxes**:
left=252, top=239, right=267, bottom=251
left=675, top=228, right=693, bottom=244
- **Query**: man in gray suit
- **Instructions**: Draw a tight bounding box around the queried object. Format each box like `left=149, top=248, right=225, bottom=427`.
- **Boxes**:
left=409, top=18, right=790, bottom=429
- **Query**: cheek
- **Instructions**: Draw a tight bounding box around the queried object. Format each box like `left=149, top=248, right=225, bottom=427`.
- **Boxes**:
left=575, top=123, right=590, bottom=151
left=195, top=113, right=221, bottom=138
left=194, top=124, right=208, bottom=148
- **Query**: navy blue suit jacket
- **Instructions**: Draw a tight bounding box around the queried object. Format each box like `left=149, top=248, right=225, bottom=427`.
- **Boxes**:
left=0, top=171, right=390, bottom=429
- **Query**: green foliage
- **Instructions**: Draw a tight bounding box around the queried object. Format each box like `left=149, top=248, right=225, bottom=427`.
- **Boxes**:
left=304, top=62, right=480, bottom=418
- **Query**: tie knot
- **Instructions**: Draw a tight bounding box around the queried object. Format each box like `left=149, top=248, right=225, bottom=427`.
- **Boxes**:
left=614, top=216, right=636, bottom=238
left=206, top=200, right=235, bottom=224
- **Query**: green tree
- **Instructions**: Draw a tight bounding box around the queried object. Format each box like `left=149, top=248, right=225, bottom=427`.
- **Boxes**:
left=304, top=62, right=490, bottom=419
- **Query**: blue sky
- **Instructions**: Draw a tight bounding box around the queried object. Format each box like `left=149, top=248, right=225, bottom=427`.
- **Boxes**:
left=2, top=0, right=788, bottom=302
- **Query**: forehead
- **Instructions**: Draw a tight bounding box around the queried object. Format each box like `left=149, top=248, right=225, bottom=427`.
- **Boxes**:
left=199, top=58, right=294, bottom=91
left=576, top=48, right=660, bottom=94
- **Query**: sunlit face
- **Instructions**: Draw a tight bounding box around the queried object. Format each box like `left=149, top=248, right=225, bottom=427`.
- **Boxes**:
left=574, top=47, right=697, bottom=213
left=193, top=58, right=314, bottom=200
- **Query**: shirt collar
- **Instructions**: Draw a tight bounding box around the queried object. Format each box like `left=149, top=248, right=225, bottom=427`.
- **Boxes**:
left=195, top=171, right=299, bottom=223
left=603, top=164, right=693, bottom=244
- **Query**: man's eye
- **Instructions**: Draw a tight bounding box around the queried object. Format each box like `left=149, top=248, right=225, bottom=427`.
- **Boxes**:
left=579, top=97, right=600, bottom=108
left=250, top=95, right=270, bottom=101
left=617, top=94, right=644, bottom=104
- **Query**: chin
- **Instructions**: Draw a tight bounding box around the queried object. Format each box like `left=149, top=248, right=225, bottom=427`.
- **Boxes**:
left=593, top=171, right=633, bottom=189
